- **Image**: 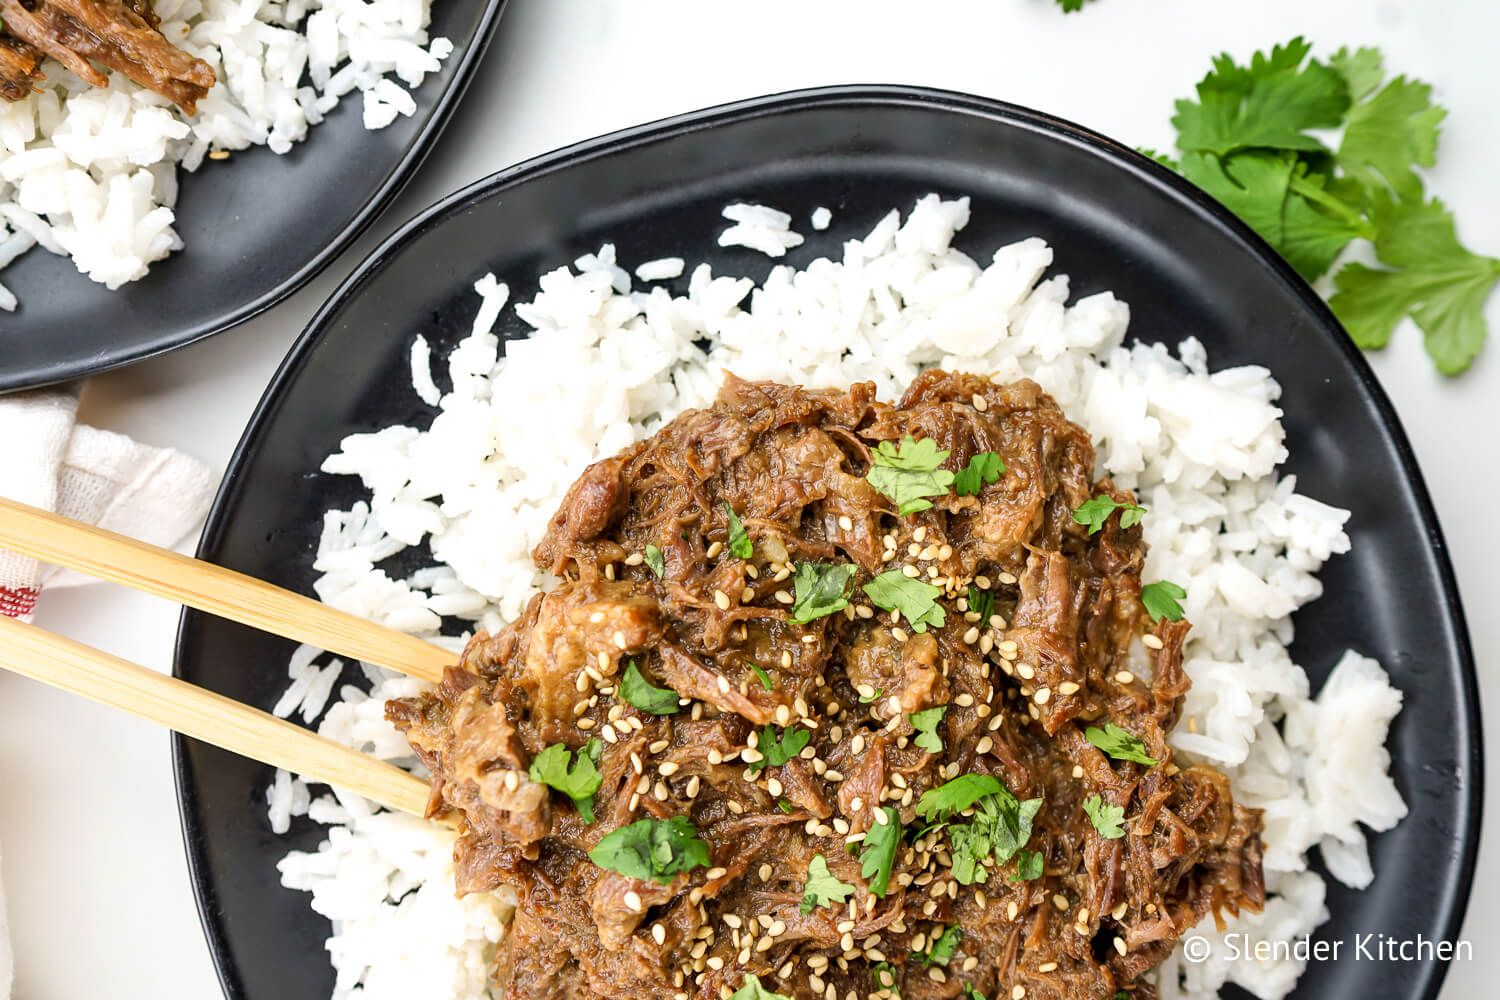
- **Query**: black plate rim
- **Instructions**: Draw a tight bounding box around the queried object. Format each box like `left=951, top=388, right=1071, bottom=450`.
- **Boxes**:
left=0, top=0, right=509, bottom=395
left=173, top=83, right=1483, bottom=1000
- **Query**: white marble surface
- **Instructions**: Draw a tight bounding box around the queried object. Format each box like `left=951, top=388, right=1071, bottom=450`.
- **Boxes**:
left=1, top=0, right=1494, bottom=996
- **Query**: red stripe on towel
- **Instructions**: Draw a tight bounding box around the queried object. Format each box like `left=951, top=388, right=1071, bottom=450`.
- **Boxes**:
left=0, top=585, right=39, bottom=619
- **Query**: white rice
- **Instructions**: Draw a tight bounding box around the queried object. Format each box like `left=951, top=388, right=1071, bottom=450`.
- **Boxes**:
left=0, top=0, right=450, bottom=308
left=271, top=195, right=1406, bottom=1000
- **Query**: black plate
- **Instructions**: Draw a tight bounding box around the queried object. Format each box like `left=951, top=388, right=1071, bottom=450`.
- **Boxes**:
left=0, top=0, right=507, bottom=394
left=174, top=86, right=1481, bottom=1000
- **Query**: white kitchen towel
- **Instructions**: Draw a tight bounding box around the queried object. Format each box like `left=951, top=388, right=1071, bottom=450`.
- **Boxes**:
left=0, top=387, right=216, bottom=1000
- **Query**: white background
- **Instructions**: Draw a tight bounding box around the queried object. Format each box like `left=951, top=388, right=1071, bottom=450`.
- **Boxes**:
left=2, top=0, right=1495, bottom=997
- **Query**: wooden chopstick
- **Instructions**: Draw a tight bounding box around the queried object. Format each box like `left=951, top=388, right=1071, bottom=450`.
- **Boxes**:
left=0, top=614, right=435, bottom=820
left=0, top=497, right=451, bottom=683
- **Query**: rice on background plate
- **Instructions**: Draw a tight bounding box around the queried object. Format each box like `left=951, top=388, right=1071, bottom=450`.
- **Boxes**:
left=0, top=0, right=451, bottom=311
left=266, top=196, right=1407, bottom=1000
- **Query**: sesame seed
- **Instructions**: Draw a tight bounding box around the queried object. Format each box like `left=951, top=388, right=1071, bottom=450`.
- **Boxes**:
left=1143, top=633, right=1165, bottom=650
left=1038, top=961, right=1057, bottom=973
left=602, top=724, right=618, bottom=743
left=1007, top=901, right=1019, bottom=920
left=1113, top=902, right=1129, bottom=920
left=979, top=634, right=994, bottom=654
left=774, top=589, right=793, bottom=604
left=1052, top=894, right=1070, bottom=911
left=706, top=541, right=723, bottom=559
left=652, top=923, right=666, bottom=945
left=1016, top=663, right=1035, bottom=680
left=1116, top=670, right=1135, bottom=685
left=775, top=704, right=791, bottom=726
left=767, top=777, right=784, bottom=796
left=901, top=564, right=920, bottom=578
left=578, top=718, right=597, bottom=730
left=1114, top=937, right=1128, bottom=956
left=660, top=761, right=680, bottom=776
left=963, top=626, right=980, bottom=644
left=1072, top=764, right=1084, bottom=778
left=1011, top=987, right=1025, bottom=1000
left=938, top=544, right=953, bottom=560
left=972, top=393, right=988, bottom=412
left=1034, top=687, right=1051, bottom=705
left=891, top=627, right=908, bottom=642
left=838, top=515, right=854, bottom=531
left=759, top=863, right=773, bottom=881
left=954, top=693, right=974, bottom=707
left=713, top=589, right=730, bottom=611
left=975, top=736, right=993, bottom=755
left=624, top=891, right=643, bottom=912
left=1058, top=681, right=1080, bottom=695
left=653, top=781, right=668, bottom=801
left=717, top=676, right=731, bottom=694
left=781, top=650, right=793, bottom=668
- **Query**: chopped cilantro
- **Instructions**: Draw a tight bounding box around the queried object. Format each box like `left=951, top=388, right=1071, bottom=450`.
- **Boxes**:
left=789, top=562, right=857, bottom=624
left=964, top=986, right=987, bottom=1000
left=729, top=974, right=792, bottom=1000
left=872, top=962, right=900, bottom=992
left=748, top=725, right=810, bottom=773
left=916, top=773, right=1001, bottom=822
left=800, top=854, right=855, bottom=914
left=1012, top=848, right=1044, bottom=881
left=642, top=544, right=665, bottom=579
left=589, top=815, right=710, bottom=883
left=1055, top=0, right=1093, bottom=11
left=528, top=740, right=603, bottom=823
left=749, top=662, right=773, bottom=691
left=724, top=502, right=753, bottom=559
left=1141, top=580, right=1187, bottom=623
left=1085, top=723, right=1158, bottom=766
left=1072, top=494, right=1146, bottom=535
left=866, top=435, right=955, bottom=516
left=1083, top=794, right=1127, bottom=839
left=777, top=798, right=794, bottom=814
left=953, top=451, right=1005, bottom=496
left=619, top=659, right=680, bottom=715
left=863, top=570, right=946, bottom=632
left=859, top=807, right=902, bottom=897
left=909, top=705, right=947, bottom=753
left=966, top=583, right=995, bottom=624
left=914, top=925, right=962, bottom=967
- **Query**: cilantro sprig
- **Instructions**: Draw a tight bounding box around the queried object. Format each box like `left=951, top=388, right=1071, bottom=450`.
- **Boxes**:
left=1072, top=494, right=1146, bottom=535
left=909, top=705, right=947, bottom=753
left=528, top=740, right=603, bottom=823
left=1083, top=794, right=1127, bottom=839
left=789, top=562, right=857, bottom=624
left=589, top=815, right=710, bottom=883
left=1159, top=37, right=1497, bottom=373
left=619, top=659, right=680, bottom=715
left=748, top=724, right=810, bottom=773
left=1086, top=723, right=1158, bottom=766
left=954, top=451, right=1004, bottom=496
left=800, top=854, right=855, bottom=913
left=863, top=570, right=945, bottom=632
left=919, top=774, right=1043, bottom=886
left=866, top=435, right=955, bottom=516
left=724, top=502, right=753, bottom=559
left=859, top=807, right=902, bottom=897
left=1141, top=580, right=1187, bottom=623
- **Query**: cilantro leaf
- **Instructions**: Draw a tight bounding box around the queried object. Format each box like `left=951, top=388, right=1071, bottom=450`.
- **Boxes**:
left=1141, top=580, right=1187, bottom=623
left=1330, top=194, right=1500, bottom=374
left=953, top=451, right=1004, bottom=496
left=863, top=570, right=946, bottom=633
left=643, top=544, right=665, bottom=579
left=916, top=773, right=1001, bottom=822
left=967, top=583, right=995, bottom=624
left=724, top=502, right=753, bottom=559
left=1083, top=794, right=1127, bottom=839
left=914, top=925, right=962, bottom=967
left=789, top=562, right=857, bottom=624
left=1086, top=723, right=1159, bottom=766
left=1330, top=46, right=1385, bottom=102
left=1179, top=150, right=1369, bottom=281
left=963, top=986, right=987, bottom=1000
left=866, top=435, right=955, bottom=516
left=1072, top=494, right=1146, bottom=535
left=1337, top=73, right=1444, bottom=202
left=749, top=725, right=810, bottom=773
left=1012, top=848, right=1044, bottom=881
left=620, top=659, right=680, bottom=715
left=800, top=854, right=855, bottom=913
left=909, top=705, right=947, bottom=753
left=859, top=807, right=902, bottom=897
left=528, top=741, right=603, bottom=823
left=749, top=662, right=773, bottom=691
left=1173, top=37, right=1349, bottom=157
left=589, top=815, right=711, bottom=884
left=946, top=782, right=1043, bottom=885
left=730, top=974, right=792, bottom=1000
left=1055, top=0, right=1092, bottom=11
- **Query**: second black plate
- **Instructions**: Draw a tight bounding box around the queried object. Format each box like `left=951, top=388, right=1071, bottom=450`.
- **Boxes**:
left=0, top=0, right=506, bottom=393
left=175, top=86, right=1480, bottom=1000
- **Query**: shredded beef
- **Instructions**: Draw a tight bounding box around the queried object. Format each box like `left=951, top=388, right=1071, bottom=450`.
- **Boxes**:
left=389, top=371, right=1265, bottom=1000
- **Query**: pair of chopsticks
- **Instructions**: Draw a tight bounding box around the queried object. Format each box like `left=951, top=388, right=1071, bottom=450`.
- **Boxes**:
left=0, top=496, right=454, bottom=819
